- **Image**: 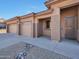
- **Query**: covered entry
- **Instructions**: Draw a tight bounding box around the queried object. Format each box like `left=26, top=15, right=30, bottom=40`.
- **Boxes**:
left=38, top=17, right=51, bottom=38
left=20, top=21, right=32, bottom=37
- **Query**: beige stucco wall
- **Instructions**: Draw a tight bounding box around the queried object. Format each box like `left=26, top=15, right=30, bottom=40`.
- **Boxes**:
left=6, top=20, right=18, bottom=24
left=51, top=7, right=61, bottom=42
left=51, top=0, right=79, bottom=9
left=61, top=6, right=78, bottom=39
left=20, top=17, right=33, bottom=22
left=36, top=14, right=51, bottom=19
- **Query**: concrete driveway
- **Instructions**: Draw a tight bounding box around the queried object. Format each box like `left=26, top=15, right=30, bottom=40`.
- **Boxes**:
left=0, top=33, right=79, bottom=59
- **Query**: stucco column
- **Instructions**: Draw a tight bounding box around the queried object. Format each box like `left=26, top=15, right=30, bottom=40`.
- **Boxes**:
left=77, top=6, right=79, bottom=41
left=18, top=22, right=21, bottom=35
left=51, top=7, right=61, bottom=42
left=17, top=23, right=19, bottom=35
left=31, top=15, right=35, bottom=37
left=35, top=19, right=39, bottom=38
left=32, top=16, right=35, bottom=38
left=17, top=17, right=21, bottom=35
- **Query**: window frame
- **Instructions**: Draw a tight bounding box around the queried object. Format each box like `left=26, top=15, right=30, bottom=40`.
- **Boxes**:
left=45, top=20, right=50, bottom=29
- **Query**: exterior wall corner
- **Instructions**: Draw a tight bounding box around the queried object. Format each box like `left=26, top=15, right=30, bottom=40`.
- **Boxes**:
left=51, top=7, right=61, bottom=42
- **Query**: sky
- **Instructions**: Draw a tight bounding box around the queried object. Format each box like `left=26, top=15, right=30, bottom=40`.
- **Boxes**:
left=0, top=0, right=47, bottom=19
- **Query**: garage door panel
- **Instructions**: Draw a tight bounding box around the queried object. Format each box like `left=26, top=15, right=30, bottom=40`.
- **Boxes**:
left=9, top=24, right=18, bottom=34
left=21, top=21, right=32, bottom=37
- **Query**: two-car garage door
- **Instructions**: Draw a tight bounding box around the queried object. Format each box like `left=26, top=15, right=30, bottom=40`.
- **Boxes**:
left=21, top=21, right=32, bottom=37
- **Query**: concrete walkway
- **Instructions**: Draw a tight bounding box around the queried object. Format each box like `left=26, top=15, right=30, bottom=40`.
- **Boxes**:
left=0, top=33, right=79, bottom=59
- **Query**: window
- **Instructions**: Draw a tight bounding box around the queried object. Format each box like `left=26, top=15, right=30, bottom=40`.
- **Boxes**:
left=46, top=20, right=50, bottom=29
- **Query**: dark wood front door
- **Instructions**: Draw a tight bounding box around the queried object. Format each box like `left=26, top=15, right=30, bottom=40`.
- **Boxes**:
left=65, top=16, right=77, bottom=40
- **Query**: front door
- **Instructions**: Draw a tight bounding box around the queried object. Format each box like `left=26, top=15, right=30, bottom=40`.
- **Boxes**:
left=65, top=16, right=77, bottom=40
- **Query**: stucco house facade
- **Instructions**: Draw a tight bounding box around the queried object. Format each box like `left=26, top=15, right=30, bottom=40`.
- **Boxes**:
left=6, top=0, right=79, bottom=42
